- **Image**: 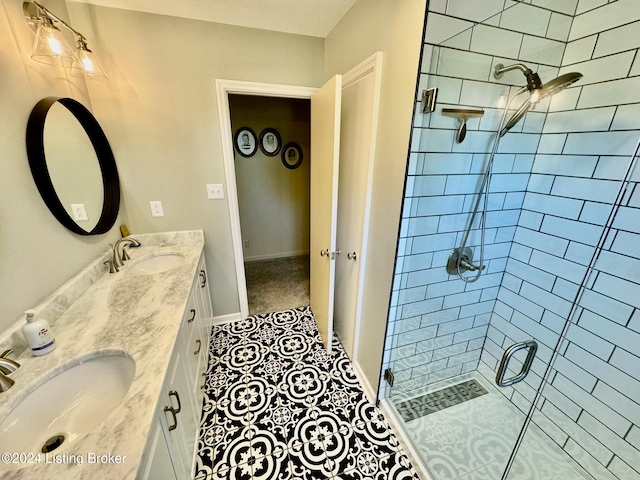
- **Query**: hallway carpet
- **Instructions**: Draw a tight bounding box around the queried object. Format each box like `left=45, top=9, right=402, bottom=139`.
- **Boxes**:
left=195, top=306, right=421, bottom=480
left=244, top=255, right=310, bottom=316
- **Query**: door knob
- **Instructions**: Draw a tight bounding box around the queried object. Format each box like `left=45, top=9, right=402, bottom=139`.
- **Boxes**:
left=347, top=252, right=357, bottom=261
left=320, top=249, right=330, bottom=257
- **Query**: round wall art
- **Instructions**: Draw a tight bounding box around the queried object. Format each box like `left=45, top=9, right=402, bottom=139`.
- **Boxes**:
left=234, top=127, right=257, bottom=157
left=259, top=128, right=281, bottom=156
left=281, top=142, right=303, bottom=170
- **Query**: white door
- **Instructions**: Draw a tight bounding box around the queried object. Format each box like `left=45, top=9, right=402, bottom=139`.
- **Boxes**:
left=334, top=67, right=378, bottom=359
left=310, top=75, right=342, bottom=353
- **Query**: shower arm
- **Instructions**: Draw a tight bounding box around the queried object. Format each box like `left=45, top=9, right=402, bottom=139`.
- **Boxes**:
left=494, top=63, right=531, bottom=76
left=494, top=63, right=542, bottom=91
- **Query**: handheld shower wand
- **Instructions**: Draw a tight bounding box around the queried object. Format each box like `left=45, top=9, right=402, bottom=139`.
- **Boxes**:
left=450, top=63, right=583, bottom=283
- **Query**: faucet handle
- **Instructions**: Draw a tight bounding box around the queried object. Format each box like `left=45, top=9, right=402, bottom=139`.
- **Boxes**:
left=104, top=259, right=118, bottom=274
left=0, top=349, right=20, bottom=375
left=0, top=373, right=14, bottom=392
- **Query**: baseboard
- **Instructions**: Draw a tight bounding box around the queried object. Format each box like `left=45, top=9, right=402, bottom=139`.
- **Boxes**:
left=379, top=398, right=433, bottom=480
left=244, top=250, right=310, bottom=262
left=352, top=361, right=377, bottom=404
left=211, top=312, right=243, bottom=325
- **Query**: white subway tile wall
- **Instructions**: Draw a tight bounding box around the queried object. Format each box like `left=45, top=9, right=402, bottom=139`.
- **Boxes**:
left=384, top=0, right=640, bottom=478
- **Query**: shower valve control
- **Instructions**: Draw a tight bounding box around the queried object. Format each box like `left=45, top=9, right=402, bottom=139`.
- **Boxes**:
left=446, top=247, right=486, bottom=275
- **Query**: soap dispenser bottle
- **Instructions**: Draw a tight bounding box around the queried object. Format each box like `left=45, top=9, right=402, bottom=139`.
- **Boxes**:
left=22, top=309, right=56, bottom=356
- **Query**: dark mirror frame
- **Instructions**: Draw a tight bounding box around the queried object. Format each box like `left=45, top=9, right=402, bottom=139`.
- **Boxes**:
left=26, top=97, right=120, bottom=236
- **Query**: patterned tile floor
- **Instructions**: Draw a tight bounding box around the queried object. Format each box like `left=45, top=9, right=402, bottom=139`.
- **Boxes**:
left=195, top=307, right=421, bottom=480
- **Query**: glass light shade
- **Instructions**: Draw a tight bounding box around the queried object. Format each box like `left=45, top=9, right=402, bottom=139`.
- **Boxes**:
left=31, top=23, right=76, bottom=67
left=72, top=43, right=108, bottom=79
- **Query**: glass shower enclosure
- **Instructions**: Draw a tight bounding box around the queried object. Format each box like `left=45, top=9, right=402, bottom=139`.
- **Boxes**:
left=379, top=2, right=640, bottom=480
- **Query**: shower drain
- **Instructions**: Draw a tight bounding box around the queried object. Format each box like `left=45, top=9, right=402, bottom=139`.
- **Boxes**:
left=41, top=434, right=65, bottom=453
left=395, top=379, right=488, bottom=422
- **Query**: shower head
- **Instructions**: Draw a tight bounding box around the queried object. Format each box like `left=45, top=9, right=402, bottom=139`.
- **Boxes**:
left=494, top=64, right=583, bottom=137
left=537, top=71, right=583, bottom=102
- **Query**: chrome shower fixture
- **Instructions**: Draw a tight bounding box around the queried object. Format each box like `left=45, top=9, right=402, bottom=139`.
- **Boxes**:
left=493, top=63, right=582, bottom=136
left=494, top=63, right=542, bottom=97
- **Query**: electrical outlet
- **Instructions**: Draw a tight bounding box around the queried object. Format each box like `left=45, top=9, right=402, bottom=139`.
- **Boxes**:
left=71, top=203, right=88, bottom=222
left=207, top=184, right=224, bottom=200
left=150, top=201, right=164, bottom=217
left=243, top=240, right=250, bottom=248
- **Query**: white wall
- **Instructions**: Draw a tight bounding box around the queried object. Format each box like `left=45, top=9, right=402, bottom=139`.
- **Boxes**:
left=324, top=0, right=427, bottom=391
left=67, top=3, right=325, bottom=316
left=230, top=95, right=310, bottom=262
left=0, top=0, right=127, bottom=334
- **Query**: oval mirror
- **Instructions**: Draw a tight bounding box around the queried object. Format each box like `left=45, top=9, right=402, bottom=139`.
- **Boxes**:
left=26, top=97, right=120, bottom=235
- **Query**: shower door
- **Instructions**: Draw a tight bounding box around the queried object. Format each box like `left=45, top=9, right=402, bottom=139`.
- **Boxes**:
left=379, top=2, right=622, bottom=480
left=504, top=146, right=640, bottom=480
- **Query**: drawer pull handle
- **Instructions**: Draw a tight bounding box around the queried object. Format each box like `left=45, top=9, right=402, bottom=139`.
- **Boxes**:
left=164, top=406, right=178, bottom=431
left=188, top=309, right=196, bottom=323
left=200, top=270, right=207, bottom=288
left=168, top=390, right=181, bottom=413
left=164, top=390, right=182, bottom=431
left=194, top=339, right=202, bottom=355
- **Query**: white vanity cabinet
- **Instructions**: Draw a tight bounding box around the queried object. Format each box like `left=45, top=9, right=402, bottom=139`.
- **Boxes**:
left=138, top=253, right=213, bottom=480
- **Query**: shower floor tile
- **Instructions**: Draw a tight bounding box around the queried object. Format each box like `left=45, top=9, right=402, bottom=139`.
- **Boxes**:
left=196, top=306, right=421, bottom=480
left=393, top=374, right=590, bottom=480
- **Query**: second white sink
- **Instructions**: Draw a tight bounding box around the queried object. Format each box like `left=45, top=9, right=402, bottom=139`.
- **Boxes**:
left=127, top=251, right=184, bottom=275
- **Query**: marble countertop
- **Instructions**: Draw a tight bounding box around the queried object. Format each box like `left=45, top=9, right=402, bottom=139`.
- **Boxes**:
left=0, top=232, right=205, bottom=479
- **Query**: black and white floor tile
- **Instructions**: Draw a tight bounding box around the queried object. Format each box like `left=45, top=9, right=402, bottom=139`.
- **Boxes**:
left=195, top=306, right=421, bottom=480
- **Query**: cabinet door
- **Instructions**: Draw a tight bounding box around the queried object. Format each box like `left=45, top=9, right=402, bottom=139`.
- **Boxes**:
left=138, top=418, right=177, bottom=480
left=161, top=347, right=198, bottom=479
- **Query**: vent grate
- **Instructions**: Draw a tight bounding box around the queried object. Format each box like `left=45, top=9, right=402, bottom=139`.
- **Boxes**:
left=395, top=379, right=488, bottom=422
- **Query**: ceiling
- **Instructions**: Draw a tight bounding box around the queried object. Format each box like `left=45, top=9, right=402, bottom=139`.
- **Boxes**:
left=69, top=0, right=358, bottom=38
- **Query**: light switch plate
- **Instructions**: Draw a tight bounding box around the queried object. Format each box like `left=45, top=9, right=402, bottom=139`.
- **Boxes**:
left=207, top=184, right=224, bottom=200
left=71, top=203, right=88, bottom=222
left=150, top=201, right=164, bottom=217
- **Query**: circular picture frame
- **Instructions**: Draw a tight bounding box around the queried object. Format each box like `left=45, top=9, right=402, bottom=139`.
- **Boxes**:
left=259, top=128, right=281, bottom=157
left=233, top=127, right=257, bottom=157
left=281, top=142, right=303, bottom=170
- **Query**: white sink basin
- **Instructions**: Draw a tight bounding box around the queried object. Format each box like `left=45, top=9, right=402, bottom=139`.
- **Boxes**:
left=127, top=252, right=184, bottom=275
left=0, top=353, right=135, bottom=471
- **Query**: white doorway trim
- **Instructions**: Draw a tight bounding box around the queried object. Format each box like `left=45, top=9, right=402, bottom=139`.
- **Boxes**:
left=215, top=79, right=318, bottom=319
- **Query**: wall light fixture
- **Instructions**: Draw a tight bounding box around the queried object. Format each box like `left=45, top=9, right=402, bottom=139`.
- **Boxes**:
left=23, top=1, right=107, bottom=78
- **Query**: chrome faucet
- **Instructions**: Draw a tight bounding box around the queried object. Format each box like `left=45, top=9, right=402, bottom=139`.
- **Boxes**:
left=0, top=349, right=20, bottom=392
left=105, top=237, right=140, bottom=273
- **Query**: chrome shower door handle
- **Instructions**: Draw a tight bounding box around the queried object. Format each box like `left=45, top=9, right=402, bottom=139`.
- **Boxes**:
left=495, top=340, right=538, bottom=387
